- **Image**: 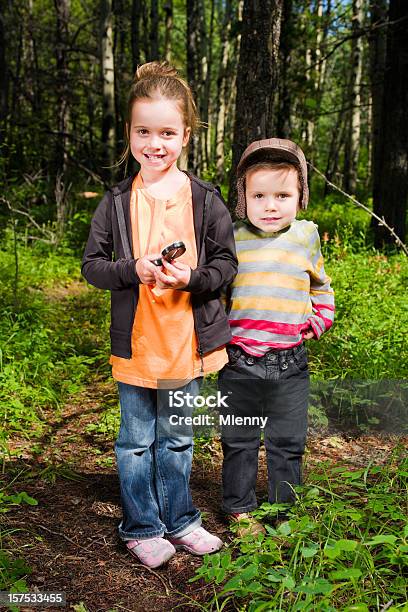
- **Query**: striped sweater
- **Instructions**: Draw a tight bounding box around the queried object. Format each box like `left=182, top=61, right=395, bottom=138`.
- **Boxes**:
left=226, top=219, right=334, bottom=356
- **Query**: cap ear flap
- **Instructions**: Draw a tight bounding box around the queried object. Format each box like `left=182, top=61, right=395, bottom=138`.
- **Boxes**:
left=235, top=176, right=247, bottom=219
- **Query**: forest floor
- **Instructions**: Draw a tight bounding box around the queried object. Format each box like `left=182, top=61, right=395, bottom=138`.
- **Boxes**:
left=2, top=282, right=406, bottom=612
left=3, top=376, right=405, bottom=612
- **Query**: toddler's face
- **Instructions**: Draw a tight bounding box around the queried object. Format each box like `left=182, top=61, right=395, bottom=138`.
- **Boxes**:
left=245, top=167, right=300, bottom=233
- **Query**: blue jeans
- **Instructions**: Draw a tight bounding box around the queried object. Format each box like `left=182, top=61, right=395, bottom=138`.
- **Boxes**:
left=218, top=344, right=309, bottom=512
left=115, top=380, right=202, bottom=541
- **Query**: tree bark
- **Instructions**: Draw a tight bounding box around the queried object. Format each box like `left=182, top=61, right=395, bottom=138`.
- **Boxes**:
left=163, top=0, right=173, bottom=62
left=186, top=0, right=206, bottom=173
left=368, top=0, right=387, bottom=200
left=131, top=0, right=142, bottom=71
left=214, top=0, right=233, bottom=183
left=372, top=0, right=408, bottom=246
left=150, top=0, right=159, bottom=60
left=343, top=0, right=365, bottom=194
left=277, top=0, right=293, bottom=138
left=202, top=0, right=215, bottom=172
left=113, top=0, right=126, bottom=159
left=101, top=0, right=116, bottom=175
left=54, top=0, right=70, bottom=178
left=0, top=4, right=8, bottom=148
left=229, top=0, right=284, bottom=205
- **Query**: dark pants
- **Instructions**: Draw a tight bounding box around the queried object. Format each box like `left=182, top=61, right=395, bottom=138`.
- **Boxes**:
left=218, top=344, right=309, bottom=513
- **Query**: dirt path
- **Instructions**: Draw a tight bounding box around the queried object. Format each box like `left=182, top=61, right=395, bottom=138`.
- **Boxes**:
left=3, top=376, right=233, bottom=612
left=4, top=375, right=405, bottom=612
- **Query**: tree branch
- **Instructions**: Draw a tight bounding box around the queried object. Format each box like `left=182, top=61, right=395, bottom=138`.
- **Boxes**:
left=1, top=197, right=57, bottom=244
left=308, top=164, right=408, bottom=256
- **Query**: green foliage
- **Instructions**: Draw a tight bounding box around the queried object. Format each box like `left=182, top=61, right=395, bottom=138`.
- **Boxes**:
left=0, top=235, right=110, bottom=456
left=192, top=451, right=408, bottom=611
left=302, top=195, right=370, bottom=242
left=309, top=239, right=407, bottom=380
left=85, top=400, right=120, bottom=441
left=0, top=481, right=36, bottom=597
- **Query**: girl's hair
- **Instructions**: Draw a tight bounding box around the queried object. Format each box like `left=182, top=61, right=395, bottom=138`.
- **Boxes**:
left=117, top=61, right=200, bottom=169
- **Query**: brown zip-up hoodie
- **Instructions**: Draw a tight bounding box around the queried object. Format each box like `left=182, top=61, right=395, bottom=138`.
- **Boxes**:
left=81, top=172, right=238, bottom=359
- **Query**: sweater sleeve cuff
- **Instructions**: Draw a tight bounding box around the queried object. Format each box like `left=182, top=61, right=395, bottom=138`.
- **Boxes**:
left=182, top=268, right=201, bottom=293
left=309, top=316, right=324, bottom=340
left=123, top=258, right=141, bottom=285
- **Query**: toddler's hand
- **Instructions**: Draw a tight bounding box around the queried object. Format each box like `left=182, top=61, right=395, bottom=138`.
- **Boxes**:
left=153, top=260, right=191, bottom=290
left=303, top=329, right=315, bottom=340
left=136, top=254, right=161, bottom=284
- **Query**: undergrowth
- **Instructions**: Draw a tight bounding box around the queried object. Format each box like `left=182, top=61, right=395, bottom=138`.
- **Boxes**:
left=0, top=210, right=407, bottom=608
left=192, top=450, right=408, bottom=611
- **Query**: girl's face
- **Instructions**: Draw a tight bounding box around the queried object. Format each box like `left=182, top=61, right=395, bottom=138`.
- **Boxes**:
left=245, top=166, right=300, bottom=233
left=129, top=97, right=190, bottom=176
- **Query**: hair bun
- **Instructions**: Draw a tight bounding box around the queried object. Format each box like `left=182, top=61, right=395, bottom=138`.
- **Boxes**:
left=134, top=61, right=178, bottom=83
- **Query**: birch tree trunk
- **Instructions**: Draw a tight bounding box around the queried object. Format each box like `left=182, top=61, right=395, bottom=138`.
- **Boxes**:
left=343, top=0, right=365, bottom=194
left=101, top=0, right=115, bottom=174
left=114, top=0, right=126, bottom=158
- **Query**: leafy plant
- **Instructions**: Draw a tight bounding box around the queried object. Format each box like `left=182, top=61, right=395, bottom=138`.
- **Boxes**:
left=192, top=450, right=408, bottom=611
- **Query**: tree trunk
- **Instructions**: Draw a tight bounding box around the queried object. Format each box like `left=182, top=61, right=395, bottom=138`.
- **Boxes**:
left=101, top=0, right=115, bottom=175
left=277, top=0, right=293, bottom=138
left=150, top=0, right=159, bottom=60
left=186, top=0, right=206, bottom=173
left=372, top=0, right=408, bottom=247
left=202, top=0, right=215, bottom=173
left=214, top=0, right=233, bottom=183
left=369, top=0, right=387, bottom=204
left=54, top=0, right=70, bottom=179
left=343, top=0, right=365, bottom=194
left=163, top=0, right=173, bottom=62
left=0, top=4, right=8, bottom=148
left=142, top=1, right=149, bottom=62
left=113, top=0, right=126, bottom=160
left=229, top=0, right=284, bottom=206
left=224, top=0, right=243, bottom=161
left=131, top=0, right=142, bottom=71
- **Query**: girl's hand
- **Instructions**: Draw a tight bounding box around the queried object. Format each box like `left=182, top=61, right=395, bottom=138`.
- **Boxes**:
left=153, top=260, right=191, bottom=290
left=136, top=254, right=161, bottom=284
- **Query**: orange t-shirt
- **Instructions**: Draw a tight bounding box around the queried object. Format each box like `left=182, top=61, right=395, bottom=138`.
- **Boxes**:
left=110, top=174, right=227, bottom=388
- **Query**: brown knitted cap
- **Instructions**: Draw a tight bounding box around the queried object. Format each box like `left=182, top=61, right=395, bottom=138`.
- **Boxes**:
left=235, top=138, right=309, bottom=219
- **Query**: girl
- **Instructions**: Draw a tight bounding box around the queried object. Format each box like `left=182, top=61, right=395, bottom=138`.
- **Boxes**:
left=82, top=61, right=237, bottom=568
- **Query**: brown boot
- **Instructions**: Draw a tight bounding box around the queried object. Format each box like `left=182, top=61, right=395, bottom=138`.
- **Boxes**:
left=229, top=513, right=266, bottom=538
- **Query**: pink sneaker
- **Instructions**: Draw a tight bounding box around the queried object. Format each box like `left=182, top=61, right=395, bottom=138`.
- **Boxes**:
left=168, top=526, right=223, bottom=555
left=126, top=537, right=176, bottom=568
